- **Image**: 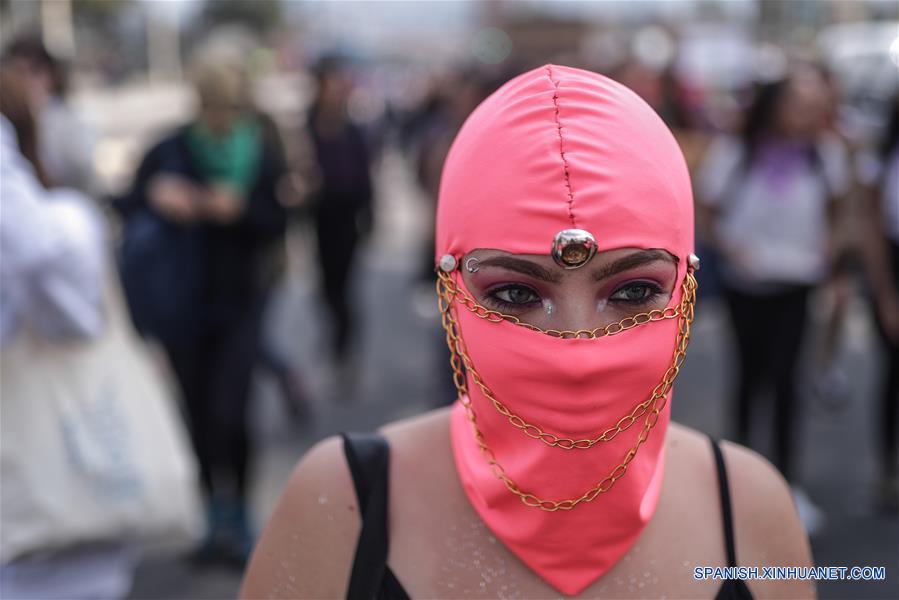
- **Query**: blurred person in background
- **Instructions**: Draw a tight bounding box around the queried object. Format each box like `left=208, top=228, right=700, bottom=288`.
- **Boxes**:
left=412, top=68, right=498, bottom=288
left=2, top=36, right=98, bottom=196
left=116, top=59, right=288, bottom=566
left=408, top=67, right=499, bottom=407
left=249, top=107, right=312, bottom=423
left=306, top=56, right=374, bottom=377
left=858, top=95, right=899, bottom=511
left=697, top=62, right=850, bottom=534
left=0, top=56, right=134, bottom=600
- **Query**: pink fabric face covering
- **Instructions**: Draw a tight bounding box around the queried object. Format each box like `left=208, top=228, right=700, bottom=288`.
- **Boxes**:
left=434, top=64, right=695, bottom=595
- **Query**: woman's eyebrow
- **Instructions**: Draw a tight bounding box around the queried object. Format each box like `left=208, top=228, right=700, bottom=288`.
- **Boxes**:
left=477, top=250, right=674, bottom=283
left=477, top=256, right=563, bottom=283
left=592, top=249, right=676, bottom=281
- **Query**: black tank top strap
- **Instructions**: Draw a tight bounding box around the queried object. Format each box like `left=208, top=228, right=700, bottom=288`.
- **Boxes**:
left=709, top=435, right=755, bottom=600
left=709, top=434, right=738, bottom=568
left=342, top=432, right=391, bottom=600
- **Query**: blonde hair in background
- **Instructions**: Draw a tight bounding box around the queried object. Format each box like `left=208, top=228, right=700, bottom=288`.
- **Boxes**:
left=187, top=26, right=261, bottom=113
left=188, top=60, right=251, bottom=113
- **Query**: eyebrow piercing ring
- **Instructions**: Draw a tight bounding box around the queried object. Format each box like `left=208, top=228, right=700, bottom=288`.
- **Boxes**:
left=465, top=258, right=480, bottom=273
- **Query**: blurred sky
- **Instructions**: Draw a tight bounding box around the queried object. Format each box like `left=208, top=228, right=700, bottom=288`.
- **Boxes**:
left=139, top=0, right=201, bottom=24
left=142, top=0, right=759, bottom=31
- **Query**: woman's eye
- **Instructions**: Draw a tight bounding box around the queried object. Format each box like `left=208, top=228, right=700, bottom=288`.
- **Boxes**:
left=609, top=281, right=663, bottom=304
left=484, top=284, right=541, bottom=309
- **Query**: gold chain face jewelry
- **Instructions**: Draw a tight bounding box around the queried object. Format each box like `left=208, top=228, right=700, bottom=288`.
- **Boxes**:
left=436, top=268, right=695, bottom=450
left=436, top=268, right=697, bottom=511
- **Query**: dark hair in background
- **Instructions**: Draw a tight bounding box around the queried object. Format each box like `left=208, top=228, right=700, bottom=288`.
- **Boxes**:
left=307, top=54, right=347, bottom=125
left=735, top=63, right=837, bottom=195
left=0, top=62, right=50, bottom=187
left=739, top=63, right=832, bottom=166
left=2, top=35, right=68, bottom=97
left=311, top=54, right=346, bottom=89
left=739, top=78, right=789, bottom=165
left=880, top=94, right=899, bottom=162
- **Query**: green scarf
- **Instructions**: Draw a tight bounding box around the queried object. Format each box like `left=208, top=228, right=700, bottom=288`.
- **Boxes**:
left=186, top=118, right=261, bottom=197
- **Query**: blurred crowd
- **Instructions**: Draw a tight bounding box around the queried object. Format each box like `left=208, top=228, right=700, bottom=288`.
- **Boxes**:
left=1, top=11, right=898, bottom=599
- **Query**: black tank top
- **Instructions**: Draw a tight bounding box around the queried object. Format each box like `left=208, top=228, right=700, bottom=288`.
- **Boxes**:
left=341, top=432, right=754, bottom=600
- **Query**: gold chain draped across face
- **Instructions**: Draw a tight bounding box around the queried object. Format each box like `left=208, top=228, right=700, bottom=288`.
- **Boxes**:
left=436, top=266, right=698, bottom=511
left=437, top=268, right=696, bottom=448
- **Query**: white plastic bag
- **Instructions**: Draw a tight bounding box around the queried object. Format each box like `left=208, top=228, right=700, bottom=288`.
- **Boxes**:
left=1, top=271, right=203, bottom=562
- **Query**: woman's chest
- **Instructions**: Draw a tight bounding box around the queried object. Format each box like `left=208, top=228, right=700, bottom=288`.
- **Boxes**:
left=387, top=488, right=730, bottom=599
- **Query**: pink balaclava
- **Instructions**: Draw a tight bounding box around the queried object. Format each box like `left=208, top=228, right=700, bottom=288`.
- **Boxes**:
left=434, top=64, right=696, bottom=595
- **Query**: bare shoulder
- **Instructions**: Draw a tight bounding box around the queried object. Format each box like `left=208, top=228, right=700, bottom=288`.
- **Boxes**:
left=380, top=405, right=453, bottom=449
left=714, top=437, right=810, bottom=557
left=381, top=406, right=455, bottom=500
left=240, top=409, right=453, bottom=599
left=240, top=436, right=359, bottom=600
left=668, top=423, right=815, bottom=598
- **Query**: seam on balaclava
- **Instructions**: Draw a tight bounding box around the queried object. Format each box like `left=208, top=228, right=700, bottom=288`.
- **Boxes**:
left=546, top=65, right=577, bottom=228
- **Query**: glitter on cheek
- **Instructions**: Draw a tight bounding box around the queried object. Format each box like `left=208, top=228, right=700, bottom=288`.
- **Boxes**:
left=596, top=298, right=608, bottom=312
left=542, top=299, right=554, bottom=315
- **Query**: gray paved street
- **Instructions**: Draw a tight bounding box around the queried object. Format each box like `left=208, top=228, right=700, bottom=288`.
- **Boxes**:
left=128, top=151, right=898, bottom=599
